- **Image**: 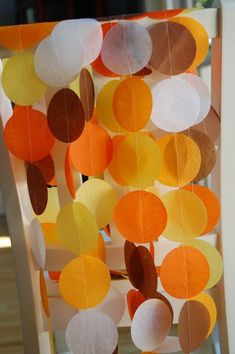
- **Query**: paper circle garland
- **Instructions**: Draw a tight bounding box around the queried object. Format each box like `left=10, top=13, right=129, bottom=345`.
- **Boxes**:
left=101, top=21, right=152, bottom=75
left=59, top=255, right=111, bottom=309
left=65, top=311, right=118, bottom=354
left=131, top=299, right=172, bottom=351
left=114, top=190, right=167, bottom=243
left=27, top=164, right=48, bottom=215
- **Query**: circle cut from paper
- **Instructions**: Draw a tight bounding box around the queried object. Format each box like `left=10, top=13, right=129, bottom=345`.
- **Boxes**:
left=113, top=77, right=152, bottom=131
left=79, top=68, right=95, bottom=121
left=108, top=135, right=127, bottom=186
left=56, top=202, right=98, bottom=255
left=151, top=77, right=200, bottom=132
left=4, top=108, right=55, bottom=162
left=47, top=88, right=85, bottom=142
left=193, top=106, right=220, bottom=143
left=115, top=133, right=162, bottom=188
left=101, top=21, right=152, bottom=75
left=161, top=189, right=207, bottom=242
left=59, top=256, right=111, bottom=309
left=76, top=178, right=117, bottom=229
left=65, top=310, right=118, bottom=354
left=37, top=187, right=60, bottom=223
left=156, top=133, right=201, bottom=187
left=39, top=269, right=50, bottom=317
left=160, top=246, right=210, bottom=299
left=41, top=223, right=60, bottom=246
left=70, top=122, right=113, bottom=176
left=149, top=21, right=196, bottom=75
left=27, top=164, right=48, bottom=215
left=192, top=292, right=217, bottom=337
left=127, top=289, right=145, bottom=320
left=114, top=190, right=167, bottom=243
left=2, top=52, right=46, bottom=105
left=30, top=218, right=46, bottom=268
left=131, top=299, right=172, bottom=351
left=34, top=154, right=55, bottom=183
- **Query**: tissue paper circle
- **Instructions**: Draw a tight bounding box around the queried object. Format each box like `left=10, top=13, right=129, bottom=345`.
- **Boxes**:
left=92, top=22, right=119, bottom=77
left=171, top=17, right=209, bottom=69
left=91, top=286, right=125, bottom=325
left=160, top=246, right=210, bottom=299
left=178, top=300, right=210, bottom=352
left=30, top=218, right=46, bottom=268
left=181, top=73, right=210, bottom=123
left=192, top=292, right=217, bottom=337
left=41, top=223, right=60, bottom=246
left=184, top=129, right=216, bottom=182
left=76, top=178, right=117, bottom=228
left=185, top=239, right=223, bottom=289
left=53, top=18, right=103, bottom=65
left=114, top=190, right=167, bottom=243
left=27, top=164, right=48, bottom=215
left=113, top=77, right=152, bottom=131
left=47, top=88, right=85, bottom=142
left=193, top=106, right=220, bottom=143
left=183, top=184, right=220, bottom=235
left=155, top=293, right=174, bottom=322
left=96, top=80, right=124, bottom=133
left=56, top=202, right=98, bottom=255
left=127, top=289, right=145, bottom=320
left=1, top=52, right=46, bottom=105
left=59, top=256, right=111, bottom=309
left=156, top=134, right=201, bottom=187
left=34, top=154, right=55, bottom=183
left=88, top=233, right=106, bottom=262
left=149, top=21, right=196, bottom=75
left=39, top=269, right=50, bottom=317
left=162, top=189, right=207, bottom=242
left=124, top=240, right=136, bottom=271
left=108, top=135, right=127, bottom=186
left=65, top=311, right=118, bottom=354
left=79, top=68, right=95, bottom=121
left=70, top=122, right=113, bottom=176
left=151, top=77, right=200, bottom=132
left=4, top=108, right=55, bottom=162
left=34, top=32, right=83, bottom=87
left=116, top=133, right=162, bottom=188
left=131, top=299, right=172, bottom=351
left=101, top=21, right=152, bottom=75
left=128, top=246, right=157, bottom=298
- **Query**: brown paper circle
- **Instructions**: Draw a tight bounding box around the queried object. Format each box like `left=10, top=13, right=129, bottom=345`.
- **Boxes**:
left=47, top=88, right=85, bottom=142
left=155, top=292, right=174, bottom=322
left=124, top=240, right=136, bottom=273
left=79, top=68, right=95, bottom=121
left=185, top=129, right=216, bottom=182
left=129, top=246, right=157, bottom=298
left=34, top=154, right=55, bottom=183
left=193, top=106, right=220, bottom=143
left=27, top=164, right=48, bottom=215
left=178, top=300, right=210, bottom=353
left=149, top=21, right=196, bottom=75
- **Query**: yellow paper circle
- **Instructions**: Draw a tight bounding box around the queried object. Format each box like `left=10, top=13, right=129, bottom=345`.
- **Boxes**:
left=171, top=17, right=209, bottom=69
left=76, top=178, right=117, bottom=229
left=56, top=202, right=98, bottom=255
left=2, top=53, right=46, bottom=105
left=116, top=133, right=162, bottom=188
left=162, top=189, right=207, bottom=242
left=186, top=239, right=223, bottom=289
left=192, top=292, right=217, bottom=337
left=59, top=255, right=111, bottom=309
left=156, top=133, right=201, bottom=187
left=96, top=80, right=124, bottom=133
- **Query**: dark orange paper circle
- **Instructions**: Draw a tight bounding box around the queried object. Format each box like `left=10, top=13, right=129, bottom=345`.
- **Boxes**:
left=114, top=190, right=167, bottom=243
left=34, top=154, right=55, bottom=183
left=79, top=68, right=95, bottom=121
left=149, top=21, right=196, bottom=75
left=127, top=289, right=145, bottom=320
left=160, top=246, right=210, bottom=299
left=39, top=269, right=50, bottom=317
left=27, top=164, right=48, bottom=215
left=47, top=88, right=85, bottom=143
left=70, top=122, right=113, bottom=176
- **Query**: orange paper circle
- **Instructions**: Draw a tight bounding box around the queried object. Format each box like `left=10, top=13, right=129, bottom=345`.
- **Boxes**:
left=114, top=190, right=167, bottom=243
left=70, top=122, right=113, bottom=176
left=59, top=256, right=111, bottom=309
left=40, top=269, right=50, bottom=317
left=113, top=77, right=152, bottom=132
left=160, top=246, right=210, bottom=299
left=108, top=135, right=127, bottom=186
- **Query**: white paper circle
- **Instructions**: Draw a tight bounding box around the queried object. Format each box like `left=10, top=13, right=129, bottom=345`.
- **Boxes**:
left=53, top=18, right=103, bottom=65
left=101, top=21, right=152, bottom=75
left=34, top=32, right=83, bottom=87
left=90, top=286, right=125, bottom=325
left=131, top=299, right=172, bottom=351
left=30, top=218, right=45, bottom=268
left=151, top=77, right=200, bottom=132
left=155, top=336, right=181, bottom=353
left=180, top=73, right=210, bottom=124
left=66, top=311, right=118, bottom=354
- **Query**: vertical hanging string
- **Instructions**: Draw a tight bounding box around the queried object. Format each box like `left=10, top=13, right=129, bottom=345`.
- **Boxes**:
left=164, top=11, right=193, bottom=353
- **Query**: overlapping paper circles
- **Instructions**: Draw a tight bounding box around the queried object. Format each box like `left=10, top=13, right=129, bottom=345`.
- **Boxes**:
left=1, top=9, right=221, bottom=354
